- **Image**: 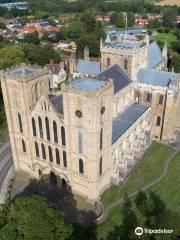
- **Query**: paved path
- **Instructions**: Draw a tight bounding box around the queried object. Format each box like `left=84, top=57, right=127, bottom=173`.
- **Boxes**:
left=96, top=149, right=179, bottom=224
left=0, top=142, right=13, bottom=192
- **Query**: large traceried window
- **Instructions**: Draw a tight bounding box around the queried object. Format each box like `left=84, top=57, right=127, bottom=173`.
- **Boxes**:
left=79, top=159, right=84, bottom=175
left=53, top=121, right=58, bottom=143
left=99, top=156, right=102, bottom=176
left=18, top=113, right=23, bottom=133
left=45, top=117, right=50, bottom=141
left=38, top=116, right=43, bottom=139
left=78, top=130, right=83, bottom=153
left=35, top=141, right=39, bottom=158
left=61, top=126, right=66, bottom=146
left=100, top=128, right=103, bottom=150
left=41, top=143, right=46, bottom=160
left=22, top=139, right=26, bottom=153
left=48, top=146, right=53, bottom=162
left=63, top=150, right=67, bottom=168
left=32, top=117, right=36, bottom=137
left=55, top=148, right=60, bottom=165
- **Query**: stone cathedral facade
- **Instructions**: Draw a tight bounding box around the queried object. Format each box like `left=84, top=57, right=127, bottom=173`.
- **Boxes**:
left=1, top=28, right=180, bottom=201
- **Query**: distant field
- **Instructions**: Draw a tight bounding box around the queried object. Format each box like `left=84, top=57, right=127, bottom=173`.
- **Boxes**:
left=156, top=0, right=180, bottom=6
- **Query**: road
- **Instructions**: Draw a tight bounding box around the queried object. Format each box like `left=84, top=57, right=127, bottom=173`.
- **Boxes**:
left=0, top=142, right=13, bottom=191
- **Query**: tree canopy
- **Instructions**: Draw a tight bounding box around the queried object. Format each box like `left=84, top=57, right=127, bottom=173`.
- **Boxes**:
left=0, top=195, right=73, bottom=240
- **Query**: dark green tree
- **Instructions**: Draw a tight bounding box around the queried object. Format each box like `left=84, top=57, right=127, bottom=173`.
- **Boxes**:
left=172, top=54, right=180, bottom=72
left=23, top=44, right=60, bottom=66
left=23, top=32, right=40, bottom=45
left=0, top=195, right=73, bottom=240
left=0, top=22, right=6, bottom=30
left=0, top=45, right=25, bottom=70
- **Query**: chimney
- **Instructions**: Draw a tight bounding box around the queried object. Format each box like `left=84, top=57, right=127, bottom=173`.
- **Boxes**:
left=84, top=46, right=90, bottom=61
left=60, top=61, right=64, bottom=69
left=49, top=59, right=54, bottom=65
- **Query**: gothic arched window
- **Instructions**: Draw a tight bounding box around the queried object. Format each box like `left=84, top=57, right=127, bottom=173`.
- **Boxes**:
left=100, top=128, right=103, bottom=150
left=41, top=143, right=46, bottom=160
left=107, top=57, right=110, bottom=67
left=53, top=121, right=58, bottom=143
left=61, top=126, right=66, bottom=146
left=79, top=159, right=84, bottom=175
left=55, top=148, right=60, bottom=165
left=38, top=116, right=43, bottom=138
left=78, top=130, right=82, bottom=153
left=18, top=113, right=23, bottom=133
left=124, top=59, right=128, bottom=70
left=45, top=117, right=50, bottom=141
left=99, top=156, right=102, bottom=176
left=147, top=93, right=151, bottom=103
left=35, top=141, right=39, bottom=158
left=44, top=101, right=46, bottom=111
left=48, top=146, right=53, bottom=162
left=159, top=95, right=164, bottom=105
left=156, top=116, right=161, bottom=127
left=63, top=150, right=67, bottom=168
left=32, top=117, right=36, bottom=137
left=22, top=139, right=26, bottom=153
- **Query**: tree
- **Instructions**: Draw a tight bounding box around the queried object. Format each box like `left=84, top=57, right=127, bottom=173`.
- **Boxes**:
left=80, top=12, right=96, bottom=33
left=111, top=12, right=125, bottom=28
left=162, top=8, right=176, bottom=28
left=148, top=19, right=161, bottom=29
left=0, top=22, right=6, bottom=30
left=0, top=45, right=25, bottom=70
left=127, top=13, right=135, bottom=27
left=172, top=54, right=180, bottom=72
left=23, top=32, right=40, bottom=45
left=0, top=195, right=73, bottom=240
left=23, top=44, right=60, bottom=66
left=172, top=41, right=180, bottom=53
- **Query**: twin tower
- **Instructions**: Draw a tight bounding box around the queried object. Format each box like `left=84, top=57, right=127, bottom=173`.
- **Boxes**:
left=1, top=65, right=114, bottom=201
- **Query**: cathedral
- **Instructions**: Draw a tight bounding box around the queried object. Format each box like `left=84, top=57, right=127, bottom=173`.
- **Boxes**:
left=1, top=28, right=180, bottom=201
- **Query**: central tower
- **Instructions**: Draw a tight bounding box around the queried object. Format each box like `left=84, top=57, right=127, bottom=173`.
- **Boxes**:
left=63, top=77, right=114, bottom=201
left=100, top=33, right=149, bottom=80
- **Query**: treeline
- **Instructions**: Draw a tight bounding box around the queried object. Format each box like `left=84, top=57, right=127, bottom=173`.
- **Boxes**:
left=29, top=0, right=180, bottom=15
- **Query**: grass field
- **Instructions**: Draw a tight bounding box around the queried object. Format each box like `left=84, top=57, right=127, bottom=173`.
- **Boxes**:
left=156, top=0, right=180, bottom=6
left=97, top=148, right=180, bottom=239
left=101, top=142, right=174, bottom=206
left=151, top=32, right=177, bottom=50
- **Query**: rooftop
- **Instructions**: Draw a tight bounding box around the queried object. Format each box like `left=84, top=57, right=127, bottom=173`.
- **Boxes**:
left=98, top=64, right=131, bottom=94
left=6, top=65, right=47, bottom=80
left=148, top=42, right=164, bottom=69
left=138, top=69, right=177, bottom=87
left=76, top=60, right=101, bottom=75
left=112, top=103, right=148, bottom=144
left=68, top=78, right=106, bottom=91
left=49, top=94, right=63, bottom=114
left=108, top=40, right=143, bottom=49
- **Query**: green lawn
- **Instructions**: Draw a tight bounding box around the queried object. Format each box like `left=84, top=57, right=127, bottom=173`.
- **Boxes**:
left=102, top=142, right=174, bottom=206
left=151, top=32, right=177, bottom=49
left=97, top=148, right=180, bottom=239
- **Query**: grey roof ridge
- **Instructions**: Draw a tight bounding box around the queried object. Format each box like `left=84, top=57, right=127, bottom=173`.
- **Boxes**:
left=100, top=63, right=132, bottom=81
